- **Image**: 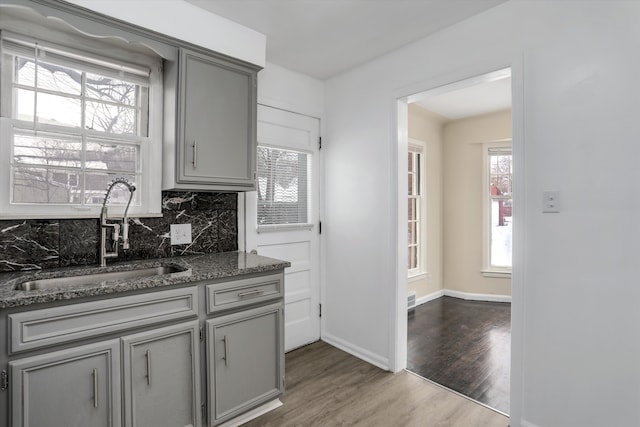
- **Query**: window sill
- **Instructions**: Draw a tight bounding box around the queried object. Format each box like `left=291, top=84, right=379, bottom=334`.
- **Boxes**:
left=481, top=270, right=511, bottom=279
left=257, top=223, right=315, bottom=233
left=408, top=272, right=428, bottom=282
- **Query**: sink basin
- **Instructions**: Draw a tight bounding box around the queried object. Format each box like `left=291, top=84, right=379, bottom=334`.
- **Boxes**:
left=15, top=265, right=187, bottom=291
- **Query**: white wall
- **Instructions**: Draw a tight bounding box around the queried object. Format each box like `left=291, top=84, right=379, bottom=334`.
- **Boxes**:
left=258, top=62, right=324, bottom=119
left=65, top=0, right=265, bottom=66
left=324, top=2, right=640, bottom=426
left=443, top=109, right=512, bottom=297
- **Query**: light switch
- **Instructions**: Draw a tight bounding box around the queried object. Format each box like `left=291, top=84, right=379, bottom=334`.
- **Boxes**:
left=170, top=223, right=192, bottom=245
left=542, top=190, right=560, bottom=213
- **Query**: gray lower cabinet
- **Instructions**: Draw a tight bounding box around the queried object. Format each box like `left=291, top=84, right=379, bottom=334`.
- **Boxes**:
left=121, top=321, right=201, bottom=427
left=3, top=274, right=285, bottom=427
left=207, top=302, right=284, bottom=425
left=9, top=339, right=121, bottom=427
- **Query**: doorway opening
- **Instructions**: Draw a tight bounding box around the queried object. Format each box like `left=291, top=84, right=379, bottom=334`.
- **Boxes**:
left=403, top=68, right=512, bottom=414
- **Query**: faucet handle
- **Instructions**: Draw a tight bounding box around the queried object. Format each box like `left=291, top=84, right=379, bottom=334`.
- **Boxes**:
left=122, top=222, right=130, bottom=250
left=112, top=223, right=121, bottom=243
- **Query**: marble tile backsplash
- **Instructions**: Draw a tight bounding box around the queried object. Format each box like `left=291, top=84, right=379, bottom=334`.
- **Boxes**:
left=0, top=191, right=238, bottom=272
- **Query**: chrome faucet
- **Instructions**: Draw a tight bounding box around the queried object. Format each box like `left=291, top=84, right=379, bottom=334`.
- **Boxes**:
left=100, top=178, right=136, bottom=267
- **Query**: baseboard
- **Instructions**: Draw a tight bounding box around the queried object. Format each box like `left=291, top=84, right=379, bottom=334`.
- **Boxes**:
left=413, top=290, right=444, bottom=308
left=409, top=289, right=511, bottom=307
left=521, top=420, right=540, bottom=427
left=217, top=399, right=282, bottom=427
left=322, top=332, right=389, bottom=370
left=444, top=289, right=511, bottom=303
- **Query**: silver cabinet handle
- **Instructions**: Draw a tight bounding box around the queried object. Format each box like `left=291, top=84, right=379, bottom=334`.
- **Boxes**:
left=146, top=350, right=151, bottom=386
left=192, top=140, right=197, bottom=168
left=222, top=335, right=229, bottom=366
left=237, top=289, right=264, bottom=298
left=92, top=369, right=98, bottom=408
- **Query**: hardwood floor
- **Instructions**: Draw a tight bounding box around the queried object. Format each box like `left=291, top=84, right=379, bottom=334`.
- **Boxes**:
left=244, top=341, right=509, bottom=427
left=407, top=296, right=511, bottom=414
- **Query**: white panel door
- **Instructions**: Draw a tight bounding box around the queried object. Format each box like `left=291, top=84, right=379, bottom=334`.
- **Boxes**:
left=246, top=104, right=320, bottom=352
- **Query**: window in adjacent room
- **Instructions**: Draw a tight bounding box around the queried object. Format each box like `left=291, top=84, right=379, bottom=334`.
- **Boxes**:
left=0, top=30, right=162, bottom=218
left=408, top=146, right=423, bottom=276
left=484, top=144, right=512, bottom=275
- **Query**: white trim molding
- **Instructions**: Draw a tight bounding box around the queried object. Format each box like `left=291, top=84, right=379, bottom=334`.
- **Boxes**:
left=217, top=399, right=282, bottom=427
left=408, top=272, right=428, bottom=282
left=414, top=290, right=444, bottom=308
left=321, top=333, right=390, bottom=371
left=481, top=270, right=512, bottom=279
left=444, top=289, right=511, bottom=303
left=408, top=289, right=510, bottom=309
left=257, top=223, right=315, bottom=233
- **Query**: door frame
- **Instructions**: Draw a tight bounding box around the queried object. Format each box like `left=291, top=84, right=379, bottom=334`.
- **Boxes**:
left=392, top=56, right=525, bottom=422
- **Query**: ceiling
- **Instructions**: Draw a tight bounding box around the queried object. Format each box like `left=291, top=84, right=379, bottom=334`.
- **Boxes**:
left=414, top=76, right=512, bottom=120
left=185, top=0, right=507, bottom=80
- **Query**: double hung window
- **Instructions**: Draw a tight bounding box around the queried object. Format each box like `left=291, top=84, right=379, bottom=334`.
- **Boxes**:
left=485, top=145, right=513, bottom=273
left=0, top=30, right=162, bottom=218
left=408, top=147, right=423, bottom=275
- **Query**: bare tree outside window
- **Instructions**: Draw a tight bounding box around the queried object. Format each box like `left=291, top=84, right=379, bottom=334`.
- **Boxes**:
left=8, top=48, right=147, bottom=206
left=488, top=148, right=512, bottom=268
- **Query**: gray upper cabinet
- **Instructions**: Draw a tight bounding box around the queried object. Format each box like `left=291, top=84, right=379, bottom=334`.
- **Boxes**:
left=9, top=340, right=121, bottom=427
left=163, top=47, right=259, bottom=192
left=121, top=321, right=201, bottom=427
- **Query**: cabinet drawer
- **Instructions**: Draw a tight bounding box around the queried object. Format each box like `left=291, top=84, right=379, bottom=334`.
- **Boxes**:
left=206, top=273, right=283, bottom=314
left=9, top=287, right=198, bottom=353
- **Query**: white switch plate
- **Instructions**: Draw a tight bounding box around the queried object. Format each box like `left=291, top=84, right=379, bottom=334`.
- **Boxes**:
left=542, top=190, right=560, bottom=213
left=170, top=224, right=192, bottom=245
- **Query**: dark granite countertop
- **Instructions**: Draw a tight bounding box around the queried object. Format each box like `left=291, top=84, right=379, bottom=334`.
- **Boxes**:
left=0, top=252, right=290, bottom=309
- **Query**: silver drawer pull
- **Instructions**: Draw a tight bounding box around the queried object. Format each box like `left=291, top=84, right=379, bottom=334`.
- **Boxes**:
left=192, top=140, right=197, bottom=168
left=237, top=289, right=264, bottom=298
left=222, top=335, right=229, bottom=366
left=146, top=350, right=152, bottom=386
left=92, top=369, right=98, bottom=408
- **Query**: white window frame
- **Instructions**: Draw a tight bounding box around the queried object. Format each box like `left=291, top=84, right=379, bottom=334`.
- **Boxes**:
left=482, top=141, right=512, bottom=277
left=0, top=25, right=162, bottom=219
left=408, top=143, right=425, bottom=278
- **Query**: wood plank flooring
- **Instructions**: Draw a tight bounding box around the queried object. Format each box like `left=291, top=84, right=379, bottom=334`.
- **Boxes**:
left=244, top=341, right=509, bottom=427
left=407, top=296, right=511, bottom=414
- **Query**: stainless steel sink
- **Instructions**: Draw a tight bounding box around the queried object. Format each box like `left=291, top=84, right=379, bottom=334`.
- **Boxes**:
left=15, top=265, right=187, bottom=291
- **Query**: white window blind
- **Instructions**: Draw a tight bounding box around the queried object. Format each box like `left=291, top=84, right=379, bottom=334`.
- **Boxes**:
left=257, top=146, right=311, bottom=225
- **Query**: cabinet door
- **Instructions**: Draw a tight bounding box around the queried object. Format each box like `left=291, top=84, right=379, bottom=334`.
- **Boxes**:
left=178, top=48, right=257, bottom=189
left=10, top=340, right=121, bottom=427
left=121, top=321, right=201, bottom=427
left=207, top=302, right=284, bottom=425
